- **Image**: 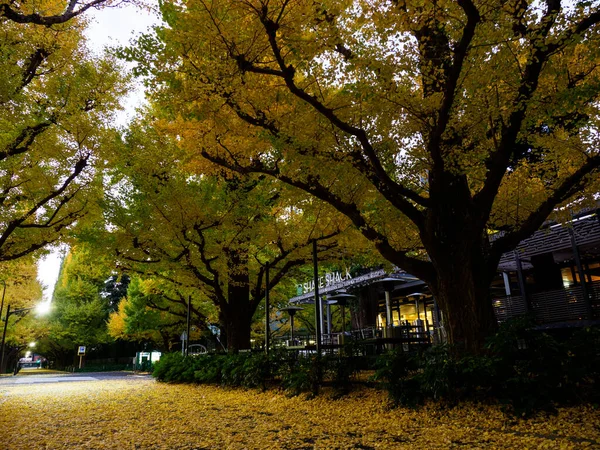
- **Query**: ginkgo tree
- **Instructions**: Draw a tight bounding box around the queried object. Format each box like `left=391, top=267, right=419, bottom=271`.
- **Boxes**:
left=102, top=120, right=364, bottom=350
left=0, top=0, right=127, bottom=263
left=0, top=258, right=44, bottom=373
left=132, top=0, right=600, bottom=351
left=107, top=275, right=218, bottom=351
left=1, top=0, right=114, bottom=25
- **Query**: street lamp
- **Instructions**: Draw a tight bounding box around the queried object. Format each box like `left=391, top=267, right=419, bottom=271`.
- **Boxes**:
left=279, top=306, right=304, bottom=346
left=327, top=293, right=356, bottom=334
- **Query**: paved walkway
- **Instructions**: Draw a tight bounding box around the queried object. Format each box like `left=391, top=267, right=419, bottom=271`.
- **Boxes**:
left=0, top=370, right=151, bottom=385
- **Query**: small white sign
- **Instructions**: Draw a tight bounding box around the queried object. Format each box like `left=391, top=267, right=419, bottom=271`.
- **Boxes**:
left=77, top=346, right=86, bottom=356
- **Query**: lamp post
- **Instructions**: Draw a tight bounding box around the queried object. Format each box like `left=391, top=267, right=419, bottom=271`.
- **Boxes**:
left=326, top=293, right=355, bottom=333
left=312, top=240, right=321, bottom=353
left=0, top=305, right=34, bottom=374
left=0, top=304, right=47, bottom=374
left=280, top=306, right=304, bottom=346
left=0, top=280, right=6, bottom=325
left=265, top=262, right=270, bottom=354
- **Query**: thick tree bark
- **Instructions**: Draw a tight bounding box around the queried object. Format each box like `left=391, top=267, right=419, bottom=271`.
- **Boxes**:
left=222, top=247, right=252, bottom=351
left=428, top=258, right=498, bottom=353
left=422, top=176, right=499, bottom=352
left=222, top=304, right=252, bottom=351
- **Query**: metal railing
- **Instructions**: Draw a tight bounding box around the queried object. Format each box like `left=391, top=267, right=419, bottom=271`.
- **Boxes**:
left=272, top=322, right=433, bottom=350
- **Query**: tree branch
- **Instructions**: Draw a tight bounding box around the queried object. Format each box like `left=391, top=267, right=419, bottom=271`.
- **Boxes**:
left=200, top=149, right=436, bottom=283
left=1, top=0, right=113, bottom=26
left=490, top=153, right=600, bottom=257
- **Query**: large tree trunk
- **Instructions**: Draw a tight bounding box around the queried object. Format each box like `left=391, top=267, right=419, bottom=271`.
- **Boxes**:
left=429, top=256, right=498, bottom=353
left=424, top=176, right=499, bottom=353
left=222, top=304, right=252, bottom=351
left=222, top=247, right=252, bottom=351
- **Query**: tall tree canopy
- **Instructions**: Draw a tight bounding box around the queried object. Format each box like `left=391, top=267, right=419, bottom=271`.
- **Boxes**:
left=0, top=1, right=127, bottom=262
left=131, top=0, right=600, bottom=351
left=103, top=120, right=363, bottom=349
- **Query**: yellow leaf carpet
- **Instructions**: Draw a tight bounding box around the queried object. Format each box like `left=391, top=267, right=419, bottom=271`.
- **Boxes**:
left=1, top=378, right=598, bottom=449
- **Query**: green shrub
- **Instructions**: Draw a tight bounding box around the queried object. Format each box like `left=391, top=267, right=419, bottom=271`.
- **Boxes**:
left=153, top=352, right=196, bottom=383
left=484, top=318, right=567, bottom=416
left=194, top=354, right=225, bottom=384
left=278, top=353, right=323, bottom=397
left=323, top=354, right=358, bottom=395
left=415, top=344, right=458, bottom=402
left=372, top=348, right=421, bottom=407
left=241, top=352, right=271, bottom=390
left=153, top=321, right=600, bottom=416
left=564, top=326, right=600, bottom=403
left=220, top=353, right=247, bottom=387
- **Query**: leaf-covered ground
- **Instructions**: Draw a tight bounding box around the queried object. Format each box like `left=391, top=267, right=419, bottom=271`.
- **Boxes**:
left=1, top=378, right=598, bottom=449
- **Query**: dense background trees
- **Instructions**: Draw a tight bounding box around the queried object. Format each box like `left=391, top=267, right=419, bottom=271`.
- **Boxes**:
left=0, top=259, right=44, bottom=372
left=128, top=0, right=600, bottom=351
left=36, top=246, right=123, bottom=367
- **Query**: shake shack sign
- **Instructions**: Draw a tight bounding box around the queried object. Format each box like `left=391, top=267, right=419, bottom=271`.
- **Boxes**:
left=297, top=270, right=352, bottom=295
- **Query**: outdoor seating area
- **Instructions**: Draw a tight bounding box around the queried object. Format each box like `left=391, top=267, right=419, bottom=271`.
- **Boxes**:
left=272, top=323, right=433, bottom=355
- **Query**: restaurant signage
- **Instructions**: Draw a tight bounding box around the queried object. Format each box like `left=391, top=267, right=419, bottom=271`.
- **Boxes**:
left=297, top=269, right=352, bottom=295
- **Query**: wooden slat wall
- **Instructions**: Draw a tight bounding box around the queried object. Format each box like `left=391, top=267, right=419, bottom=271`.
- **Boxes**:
left=493, top=280, right=600, bottom=324
left=530, top=287, right=588, bottom=322
left=492, top=295, right=528, bottom=322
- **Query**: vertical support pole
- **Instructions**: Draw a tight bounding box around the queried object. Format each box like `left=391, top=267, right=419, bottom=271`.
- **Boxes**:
left=265, top=262, right=270, bottom=355
left=320, top=299, right=325, bottom=339
left=313, top=240, right=321, bottom=353
left=186, top=295, right=191, bottom=356
left=432, top=296, right=442, bottom=343
left=569, top=227, right=592, bottom=318
left=502, top=272, right=512, bottom=296
left=397, top=299, right=402, bottom=325
left=514, top=251, right=529, bottom=313
left=0, top=281, right=5, bottom=331
left=384, top=291, right=392, bottom=326
left=415, top=296, right=421, bottom=321
left=326, top=301, right=332, bottom=335
left=0, top=304, right=10, bottom=374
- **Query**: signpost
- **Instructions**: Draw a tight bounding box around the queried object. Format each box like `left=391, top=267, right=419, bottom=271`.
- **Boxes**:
left=180, top=331, right=187, bottom=356
left=77, top=346, right=86, bottom=369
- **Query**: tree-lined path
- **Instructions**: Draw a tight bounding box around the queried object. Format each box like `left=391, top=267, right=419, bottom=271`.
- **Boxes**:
left=0, top=369, right=150, bottom=385
left=1, top=377, right=598, bottom=449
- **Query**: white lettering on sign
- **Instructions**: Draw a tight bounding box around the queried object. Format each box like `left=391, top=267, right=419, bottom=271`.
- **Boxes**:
left=297, top=270, right=352, bottom=295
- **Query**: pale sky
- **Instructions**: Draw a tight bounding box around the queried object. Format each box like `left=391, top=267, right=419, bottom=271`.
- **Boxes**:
left=36, top=3, right=160, bottom=302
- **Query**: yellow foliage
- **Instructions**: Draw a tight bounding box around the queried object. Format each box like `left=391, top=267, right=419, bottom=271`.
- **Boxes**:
left=107, top=299, right=127, bottom=340
left=0, top=379, right=598, bottom=449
